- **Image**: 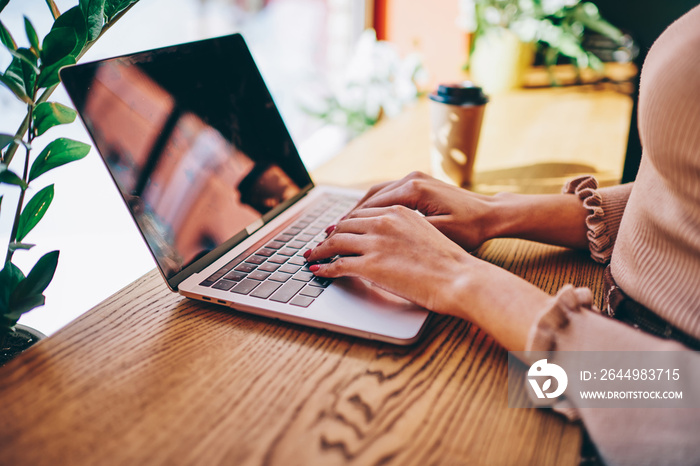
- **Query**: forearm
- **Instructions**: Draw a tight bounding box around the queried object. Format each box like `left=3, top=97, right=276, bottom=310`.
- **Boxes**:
left=483, top=192, right=589, bottom=250
left=446, top=258, right=552, bottom=352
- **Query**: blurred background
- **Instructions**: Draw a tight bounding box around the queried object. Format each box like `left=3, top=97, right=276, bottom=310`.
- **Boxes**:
left=1, top=0, right=697, bottom=335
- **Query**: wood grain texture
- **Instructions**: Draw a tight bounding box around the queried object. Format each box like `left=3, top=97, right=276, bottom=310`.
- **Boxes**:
left=0, top=256, right=586, bottom=466
left=0, top=86, right=629, bottom=466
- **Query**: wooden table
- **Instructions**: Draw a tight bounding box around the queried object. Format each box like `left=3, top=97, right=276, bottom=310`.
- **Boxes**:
left=0, top=85, right=632, bottom=465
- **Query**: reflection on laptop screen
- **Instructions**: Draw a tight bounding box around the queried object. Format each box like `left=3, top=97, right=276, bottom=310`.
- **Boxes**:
left=62, top=35, right=313, bottom=280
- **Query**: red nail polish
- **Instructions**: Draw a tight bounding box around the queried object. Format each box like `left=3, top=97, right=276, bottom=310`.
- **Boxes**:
left=309, top=264, right=321, bottom=272
left=325, top=225, right=336, bottom=235
left=303, top=249, right=312, bottom=259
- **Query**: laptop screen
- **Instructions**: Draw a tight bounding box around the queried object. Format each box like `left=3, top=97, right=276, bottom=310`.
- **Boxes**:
left=61, top=34, right=313, bottom=287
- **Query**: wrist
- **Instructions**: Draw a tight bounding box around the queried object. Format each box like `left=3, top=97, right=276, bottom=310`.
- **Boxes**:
left=442, top=256, right=482, bottom=318
left=443, top=254, right=503, bottom=320
left=480, top=192, right=527, bottom=241
left=481, top=192, right=589, bottom=249
left=446, top=257, right=551, bottom=351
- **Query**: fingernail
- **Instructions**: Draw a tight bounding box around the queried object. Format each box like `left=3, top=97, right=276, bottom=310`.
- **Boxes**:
left=325, top=225, right=336, bottom=235
left=303, top=249, right=312, bottom=259
left=309, top=264, right=321, bottom=272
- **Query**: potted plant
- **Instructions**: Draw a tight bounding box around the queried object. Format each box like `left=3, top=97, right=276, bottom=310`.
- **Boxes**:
left=458, top=0, right=627, bottom=93
left=304, top=28, right=427, bottom=136
left=0, top=0, right=139, bottom=366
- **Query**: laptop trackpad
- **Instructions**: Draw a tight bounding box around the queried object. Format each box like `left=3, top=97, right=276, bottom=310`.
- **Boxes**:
left=306, top=276, right=430, bottom=341
left=332, top=277, right=417, bottom=308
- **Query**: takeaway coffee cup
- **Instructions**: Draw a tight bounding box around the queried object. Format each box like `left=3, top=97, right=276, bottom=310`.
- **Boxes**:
left=429, top=82, right=489, bottom=188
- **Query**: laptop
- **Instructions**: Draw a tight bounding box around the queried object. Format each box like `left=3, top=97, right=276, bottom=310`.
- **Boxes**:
left=60, top=33, right=431, bottom=345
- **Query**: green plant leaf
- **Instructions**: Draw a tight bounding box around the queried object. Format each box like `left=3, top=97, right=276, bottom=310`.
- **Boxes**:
left=557, top=32, right=587, bottom=63
left=573, top=6, right=623, bottom=43
left=80, top=0, right=106, bottom=42
left=36, top=55, right=76, bottom=89
left=104, top=0, right=138, bottom=22
left=0, top=19, right=16, bottom=51
left=53, top=6, right=88, bottom=58
left=587, top=52, right=604, bottom=71
left=44, top=0, right=61, bottom=20
left=0, top=133, right=14, bottom=150
left=0, top=261, right=26, bottom=318
left=4, top=48, right=39, bottom=96
left=8, top=242, right=35, bottom=252
left=24, top=16, right=41, bottom=55
left=0, top=262, right=25, bottom=320
left=0, top=163, right=28, bottom=189
left=17, top=184, right=54, bottom=242
left=0, top=73, right=31, bottom=104
left=0, top=0, right=10, bottom=15
left=41, top=27, right=77, bottom=66
left=28, top=138, right=90, bottom=182
left=0, top=261, right=25, bottom=284
left=5, top=293, right=45, bottom=321
left=13, top=250, right=59, bottom=303
left=3, top=55, right=24, bottom=85
left=18, top=48, right=39, bottom=93
left=7, top=47, right=40, bottom=75
left=33, top=102, right=77, bottom=136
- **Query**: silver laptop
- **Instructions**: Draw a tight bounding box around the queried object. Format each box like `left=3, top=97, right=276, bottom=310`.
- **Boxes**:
left=60, top=33, right=431, bottom=345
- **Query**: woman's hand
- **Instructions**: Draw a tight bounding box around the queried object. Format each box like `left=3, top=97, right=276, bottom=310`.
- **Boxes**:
left=350, top=171, right=592, bottom=252
left=306, top=206, right=549, bottom=351
left=349, top=171, right=498, bottom=251
left=307, top=202, right=553, bottom=351
left=305, top=171, right=592, bottom=350
left=306, top=204, right=478, bottom=315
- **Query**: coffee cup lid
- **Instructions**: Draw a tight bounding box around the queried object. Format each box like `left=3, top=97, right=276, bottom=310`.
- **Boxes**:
left=429, top=82, right=489, bottom=106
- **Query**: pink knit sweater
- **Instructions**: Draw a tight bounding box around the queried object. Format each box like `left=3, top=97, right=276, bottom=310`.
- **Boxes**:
left=526, top=5, right=700, bottom=465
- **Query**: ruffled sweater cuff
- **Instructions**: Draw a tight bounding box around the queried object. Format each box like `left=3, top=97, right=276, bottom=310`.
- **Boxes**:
left=562, top=176, right=632, bottom=264
left=524, top=285, right=700, bottom=465
left=526, top=285, right=597, bottom=353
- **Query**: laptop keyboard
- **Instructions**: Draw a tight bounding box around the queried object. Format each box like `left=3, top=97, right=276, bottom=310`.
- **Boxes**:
left=198, top=193, right=357, bottom=308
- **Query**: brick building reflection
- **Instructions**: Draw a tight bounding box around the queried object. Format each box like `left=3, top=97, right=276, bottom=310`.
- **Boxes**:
left=82, top=60, right=300, bottom=278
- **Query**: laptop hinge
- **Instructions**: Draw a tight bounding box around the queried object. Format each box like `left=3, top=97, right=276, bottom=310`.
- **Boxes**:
left=245, top=219, right=264, bottom=235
